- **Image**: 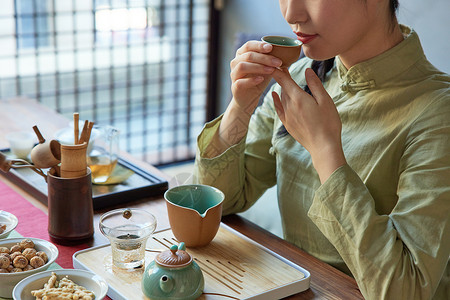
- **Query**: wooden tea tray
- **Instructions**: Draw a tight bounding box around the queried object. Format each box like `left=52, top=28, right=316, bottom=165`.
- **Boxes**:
left=73, top=224, right=310, bottom=299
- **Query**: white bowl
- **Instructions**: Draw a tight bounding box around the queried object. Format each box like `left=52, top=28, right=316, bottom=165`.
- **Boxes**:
left=0, top=238, right=58, bottom=298
left=0, top=211, right=18, bottom=239
left=13, top=269, right=108, bottom=300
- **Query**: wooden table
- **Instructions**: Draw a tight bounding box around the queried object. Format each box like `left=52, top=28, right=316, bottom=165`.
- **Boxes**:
left=0, top=97, right=363, bottom=299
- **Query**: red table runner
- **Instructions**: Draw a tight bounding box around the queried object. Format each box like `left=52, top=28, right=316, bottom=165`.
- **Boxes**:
left=1, top=180, right=114, bottom=299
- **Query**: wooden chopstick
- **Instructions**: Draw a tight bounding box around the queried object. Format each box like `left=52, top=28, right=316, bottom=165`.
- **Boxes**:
left=74, top=112, right=80, bottom=144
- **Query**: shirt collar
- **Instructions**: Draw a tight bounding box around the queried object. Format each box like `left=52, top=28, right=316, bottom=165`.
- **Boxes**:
left=336, top=25, right=426, bottom=93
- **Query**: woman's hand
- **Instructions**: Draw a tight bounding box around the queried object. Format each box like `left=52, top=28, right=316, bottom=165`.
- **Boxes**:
left=230, top=41, right=283, bottom=114
left=272, top=68, right=346, bottom=183
left=206, top=41, right=283, bottom=156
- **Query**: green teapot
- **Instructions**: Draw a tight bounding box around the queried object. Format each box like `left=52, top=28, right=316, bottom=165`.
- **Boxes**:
left=141, top=242, right=204, bottom=300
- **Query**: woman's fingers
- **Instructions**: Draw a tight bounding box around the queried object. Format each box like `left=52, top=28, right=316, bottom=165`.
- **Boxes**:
left=271, top=68, right=306, bottom=98
left=304, top=68, right=329, bottom=104
left=272, top=91, right=286, bottom=123
left=230, top=62, right=276, bottom=82
left=236, top=40, right=273, bottom=56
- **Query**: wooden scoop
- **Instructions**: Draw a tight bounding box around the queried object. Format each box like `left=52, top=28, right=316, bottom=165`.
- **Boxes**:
left=30, top=125, right=61, bottom=169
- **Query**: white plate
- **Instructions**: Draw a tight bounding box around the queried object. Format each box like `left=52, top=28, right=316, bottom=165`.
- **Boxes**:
left=13, top=269, right=108, bottom=300
left=0, top=210, right=18, bottom=239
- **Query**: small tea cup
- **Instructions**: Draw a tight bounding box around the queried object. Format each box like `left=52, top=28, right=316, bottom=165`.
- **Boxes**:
left=261, top=35, right=302, bottom=67
left=6, top=132, right=36, bottom=159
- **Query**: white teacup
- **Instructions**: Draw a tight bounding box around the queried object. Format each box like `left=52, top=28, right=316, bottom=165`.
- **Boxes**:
left=6, top=131, right=36, bottom=159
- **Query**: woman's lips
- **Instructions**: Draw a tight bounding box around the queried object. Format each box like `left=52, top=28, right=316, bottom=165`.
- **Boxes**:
left=295, top=32, right=317, bottom=44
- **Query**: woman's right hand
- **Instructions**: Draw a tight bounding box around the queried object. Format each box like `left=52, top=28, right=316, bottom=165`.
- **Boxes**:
left=207, top=41, right=283, bottom=157
left=230, top=41, right=283, bottom=114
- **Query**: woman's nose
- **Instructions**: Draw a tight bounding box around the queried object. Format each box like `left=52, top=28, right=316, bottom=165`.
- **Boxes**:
left=281, top=0, right=307, bottom=25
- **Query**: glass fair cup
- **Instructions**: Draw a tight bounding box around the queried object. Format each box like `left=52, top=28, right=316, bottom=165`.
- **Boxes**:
left=87, top=125, right=120, bottom=183
left=99, top=208, right=157, bottom=269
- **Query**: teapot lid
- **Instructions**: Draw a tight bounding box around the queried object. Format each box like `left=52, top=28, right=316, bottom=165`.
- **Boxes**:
left=156, top=242, right=192, bottom=268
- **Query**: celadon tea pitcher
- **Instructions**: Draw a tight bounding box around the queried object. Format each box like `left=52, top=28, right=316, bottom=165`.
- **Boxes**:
left=164, top=184, right=224, bottom=247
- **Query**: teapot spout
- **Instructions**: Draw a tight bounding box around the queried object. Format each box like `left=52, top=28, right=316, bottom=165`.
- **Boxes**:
left=160, top=275, right=174, bottom=293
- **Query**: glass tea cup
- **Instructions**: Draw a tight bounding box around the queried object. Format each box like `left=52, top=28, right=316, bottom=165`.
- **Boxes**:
left=87, top=125, right=120, bottom=183
left=99, top=208, right=157, bottom=269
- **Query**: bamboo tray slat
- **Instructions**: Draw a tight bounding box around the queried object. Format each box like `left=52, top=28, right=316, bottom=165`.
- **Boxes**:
left=73, top=224, right=310, bottom=299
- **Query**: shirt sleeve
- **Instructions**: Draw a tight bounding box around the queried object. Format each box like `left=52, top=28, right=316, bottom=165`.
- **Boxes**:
left=308, top=95, right=450, bottom=300
left=193, top=89, right=278, bottom=215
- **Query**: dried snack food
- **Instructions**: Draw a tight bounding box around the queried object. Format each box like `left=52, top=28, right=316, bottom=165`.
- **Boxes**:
left=0, top=239, right=48, bottom=273
left=0, top=224, right=6, bottom=234
left=31, top=272, right=96, bottom=300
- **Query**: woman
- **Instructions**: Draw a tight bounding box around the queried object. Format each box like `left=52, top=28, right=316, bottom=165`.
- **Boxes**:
left=194, top=0, right=449, bottom=299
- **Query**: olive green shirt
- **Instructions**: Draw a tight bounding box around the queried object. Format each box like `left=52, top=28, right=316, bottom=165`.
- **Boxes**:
left=194, top=26, right=450, bottom=299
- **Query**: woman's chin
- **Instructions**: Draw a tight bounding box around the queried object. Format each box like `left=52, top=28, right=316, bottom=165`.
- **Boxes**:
left=302, top=47, right=335, bottom=62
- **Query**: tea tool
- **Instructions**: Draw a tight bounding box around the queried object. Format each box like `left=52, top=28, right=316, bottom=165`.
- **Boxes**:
left=58, top=114, right=94, bottom=179
left=99, top=208, right=157, bottom=269
left=73, top=112, right=80, bottom=144
left=60, top=142, right=88, bottom=178
left=0, top=152, right=46, bottom=180
left=30, top=125, right=61, bottom=169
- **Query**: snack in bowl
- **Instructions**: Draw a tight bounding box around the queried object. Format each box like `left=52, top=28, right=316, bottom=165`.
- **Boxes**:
left=0, top=211, right=18, bottom=239
left=31, top=272, right=95, bottom=299
left=13, top=269, right=108, bottom=300
left=0, top=239, right=48, bottom=273
left=0, top=238, right=58, bottom=298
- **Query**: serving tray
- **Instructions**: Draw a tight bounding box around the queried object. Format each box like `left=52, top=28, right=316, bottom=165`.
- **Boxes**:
left=73, top=224, right=310, bottom=299
left=0, top=148, right=168, bottom=210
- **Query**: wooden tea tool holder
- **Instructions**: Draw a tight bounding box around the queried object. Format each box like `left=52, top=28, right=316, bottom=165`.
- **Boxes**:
left=60, top=142, right=88, bottom=178
left=47, top=166, right=94, bottom=244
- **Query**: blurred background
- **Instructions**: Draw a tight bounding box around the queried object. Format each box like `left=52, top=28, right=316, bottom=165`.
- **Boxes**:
left=0, top=0, right=448, bottom=168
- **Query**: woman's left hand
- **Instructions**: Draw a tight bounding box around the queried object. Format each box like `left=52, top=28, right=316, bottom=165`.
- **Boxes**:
left=271, top=67, right=346, bottom=183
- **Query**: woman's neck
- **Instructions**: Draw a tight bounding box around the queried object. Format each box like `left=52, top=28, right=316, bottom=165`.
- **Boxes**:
left=338, top=22, right=404, bottom=70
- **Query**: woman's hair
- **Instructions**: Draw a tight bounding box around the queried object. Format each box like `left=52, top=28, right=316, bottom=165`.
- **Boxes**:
left=276, top=0, right=400, bottom=138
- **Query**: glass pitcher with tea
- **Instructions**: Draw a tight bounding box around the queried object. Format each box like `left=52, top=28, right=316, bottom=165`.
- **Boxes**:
left=87, top=125, right=120, bottom=184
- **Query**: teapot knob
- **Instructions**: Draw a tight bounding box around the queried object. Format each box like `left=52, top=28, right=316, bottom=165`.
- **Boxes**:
left=178, top=242, right=186, bottom=251
left=160, top=275, right=174, bottom=293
